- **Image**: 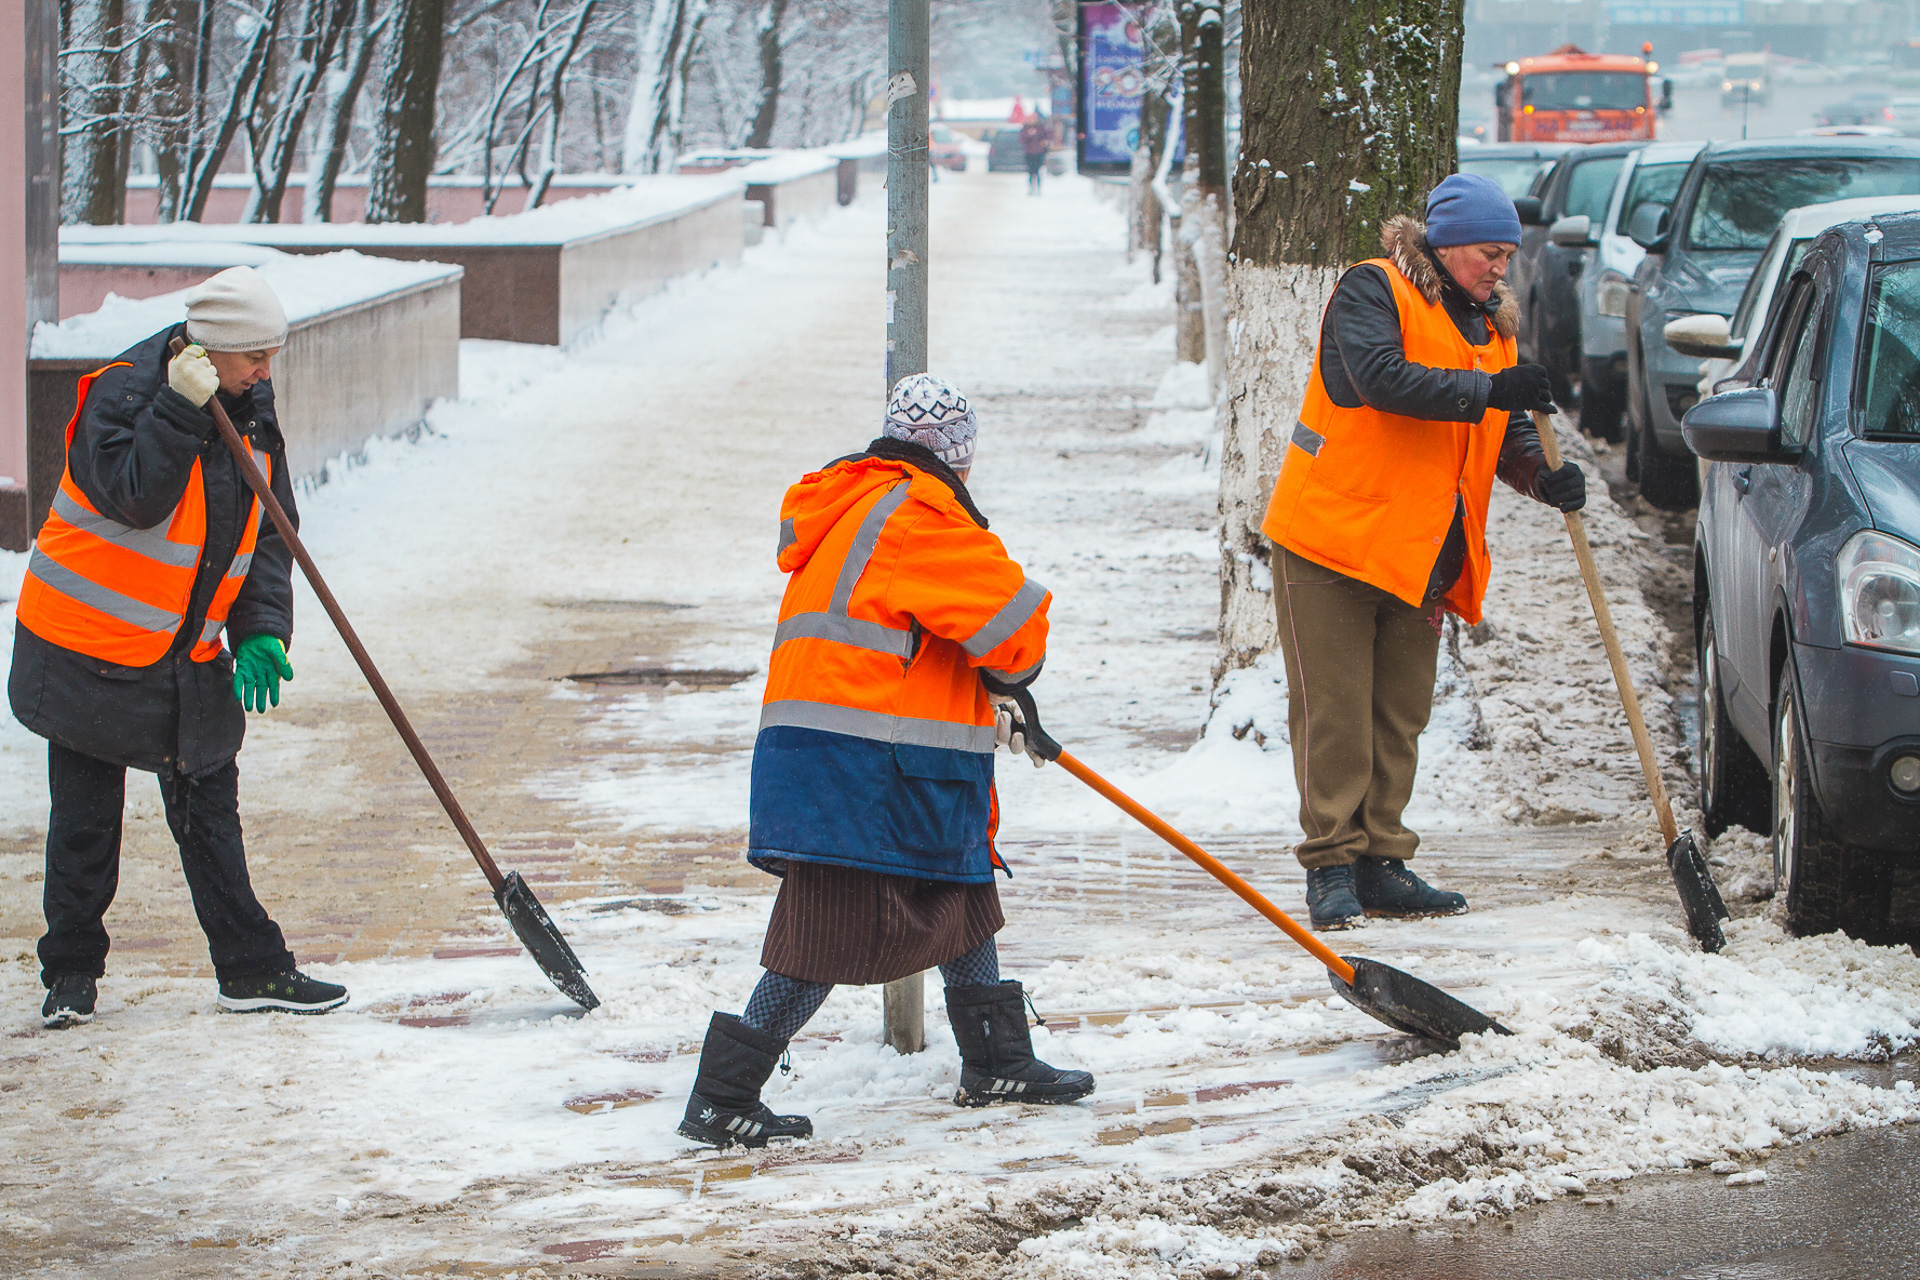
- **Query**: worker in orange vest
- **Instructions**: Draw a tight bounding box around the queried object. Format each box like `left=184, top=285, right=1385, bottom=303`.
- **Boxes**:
left=679, top=374, right=1093, bottom=1150
left=1261, top=174, right=1587, bottom=931
left=9, top=266, right=347, bottom=1027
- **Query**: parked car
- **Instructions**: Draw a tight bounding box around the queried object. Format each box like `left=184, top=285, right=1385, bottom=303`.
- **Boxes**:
left=1624, top=137, right=1920, bottom=508
left=1564, top=141, right=1702, bottom=440
left=1891, top=98, right=1920, bottom=136
left=930, top=124, right=966, bottom=173
left=1677, top=212, right=1920, bottom=939
left=1455, top=141, right=1571, bottom=199
left=1817, top=91, right=1894, bottom=127
left=1508, top=142, right=1643, bottom=408
left=1669, top=195, right=1920, bottom=402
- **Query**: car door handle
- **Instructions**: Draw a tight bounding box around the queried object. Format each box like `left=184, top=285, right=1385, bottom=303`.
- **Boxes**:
left=1733, top=466, right=1753, bottom=495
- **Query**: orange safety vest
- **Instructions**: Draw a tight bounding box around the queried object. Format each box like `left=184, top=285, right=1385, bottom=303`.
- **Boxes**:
left=1261, top=258, right=1517, bottom=624
left=749, top=455, right=1049, bottom=883
left=16, top=364, right=270, bottom=667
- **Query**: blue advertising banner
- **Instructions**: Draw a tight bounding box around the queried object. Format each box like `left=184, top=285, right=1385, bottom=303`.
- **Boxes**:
left=1078, top=2, right=1146, bottom=175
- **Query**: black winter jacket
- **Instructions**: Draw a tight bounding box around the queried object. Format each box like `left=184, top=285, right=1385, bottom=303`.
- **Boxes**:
left=1314, top=216, right=1554, bottom=600
left=8, top=322, right=298, bottom=775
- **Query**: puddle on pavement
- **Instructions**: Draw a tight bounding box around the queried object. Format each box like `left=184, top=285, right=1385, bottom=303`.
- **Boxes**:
left=559, top=666, right=756, bottom=689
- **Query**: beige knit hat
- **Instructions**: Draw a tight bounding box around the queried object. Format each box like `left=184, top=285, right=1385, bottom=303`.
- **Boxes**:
left=184, top=266, right=288, bottom=352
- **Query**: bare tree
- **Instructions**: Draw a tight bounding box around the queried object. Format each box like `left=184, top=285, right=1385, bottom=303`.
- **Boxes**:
left=245, top=0, right=359, bottom=220
left=740, top=0, right=785, bottom=148
left=1215, top=0, right=1463, bottom=670
left=61, top=0, right=147, bottom=223
left=366, top=0, right=449, bottom=221
left=303, top=0, right=387, bottom=220
left=622, top=0, right=701, bottom=172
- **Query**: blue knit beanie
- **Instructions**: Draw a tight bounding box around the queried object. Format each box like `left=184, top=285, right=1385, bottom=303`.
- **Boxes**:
left=1425, top=173, right=1522, bottom=248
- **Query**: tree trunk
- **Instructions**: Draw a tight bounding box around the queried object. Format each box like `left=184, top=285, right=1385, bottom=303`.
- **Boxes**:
left=621, top=0, right=688, bottom=173
left=525, top=0, right=600, bottom=209
left=742, top=0, right=788, bottom=149
left=365, top=0, right=447, bottom=223
left=60, top=0, right=131, bottom=224
left=304, top=0, right=384, bottom=221
left=177, top=0, right=283, bottom=222
left=247, top=0, right=356, bottom=222
left=1214, top=0, right=1463, bottom=674
left=144, top=0, right=193, bottom=223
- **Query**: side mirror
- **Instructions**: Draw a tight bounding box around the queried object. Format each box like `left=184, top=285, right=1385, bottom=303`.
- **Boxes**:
left=1514, top=196, right=1546, bottom=226
left=1681, top=387, right=1802, bottom=462
left=1628, top=201, right=1671, bottom=252
left=1660, top=78, right=1674, bottom=111
left=1664, top=312, right=1743, bottom=360
left=1494, top=82, right=1510, bottom=109
left=1549, top=214, right=1595, bottom=248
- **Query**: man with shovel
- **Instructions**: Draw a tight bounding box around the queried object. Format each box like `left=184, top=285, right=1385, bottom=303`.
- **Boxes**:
left=678, top=374, right=1094, bottom=1149
left=10, top=265, right=348, bottom=1027
left=1261, top=174, right=1588, bottom=931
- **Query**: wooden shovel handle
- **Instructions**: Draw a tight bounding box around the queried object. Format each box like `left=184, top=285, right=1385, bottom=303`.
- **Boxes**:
left=1532, top=411, right=1679, bottom=846
left=199, top=380, right=507, bottom=890
left=1052, top=750, right=1357, bottom=983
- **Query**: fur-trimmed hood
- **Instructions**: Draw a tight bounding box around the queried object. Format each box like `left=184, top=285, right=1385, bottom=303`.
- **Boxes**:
left=1379, top=215, right=1519, bottom=340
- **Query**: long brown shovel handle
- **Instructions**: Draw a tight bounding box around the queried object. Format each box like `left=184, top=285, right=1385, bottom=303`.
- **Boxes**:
left=1533, top=411, right=1679, bottom=846
left=1051, top=750, right=1357, bottom=984
left=203, top=393, right=507, bottom=891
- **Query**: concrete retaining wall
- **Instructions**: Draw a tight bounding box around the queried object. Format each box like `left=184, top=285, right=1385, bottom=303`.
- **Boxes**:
left=24, top=257, right=460, bottom=539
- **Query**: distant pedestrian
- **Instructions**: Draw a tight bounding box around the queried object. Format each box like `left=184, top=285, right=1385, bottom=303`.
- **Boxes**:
left=1020, top=115, right=1051, bottom=194
left=678, top=373, right=1093, bottom=1150
left=10, top=266, right=348, bottom=1027
left=1260, top=174, right=1586, bottom=931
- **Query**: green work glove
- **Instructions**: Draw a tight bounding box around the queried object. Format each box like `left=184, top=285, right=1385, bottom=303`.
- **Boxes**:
left=232, top=635, right=294, bottom=712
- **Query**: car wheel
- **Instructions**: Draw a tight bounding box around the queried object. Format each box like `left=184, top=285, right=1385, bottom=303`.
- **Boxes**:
left=1637, top=407, right=1699, bottom=510
left=1772, top=677, right=1885, bottom=938
left=1698, top=602, right=1769, bottom=835
left=1579, top=358, right=1625, bottom=442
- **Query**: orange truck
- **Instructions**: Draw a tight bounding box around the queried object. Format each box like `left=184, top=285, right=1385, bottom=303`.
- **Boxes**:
left=1495, top=45, right=1673, bottom=143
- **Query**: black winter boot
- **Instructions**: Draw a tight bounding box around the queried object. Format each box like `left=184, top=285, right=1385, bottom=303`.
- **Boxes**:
left=678, top=1012, right=814, bottom=1149
left=1354, top=856, right=1468, bottom=918
left=945, top=981, right=1094, bottom=1108
left=1306, top=864, right=1367, bottom=931
left=41, top=974, right=96, bottom=1029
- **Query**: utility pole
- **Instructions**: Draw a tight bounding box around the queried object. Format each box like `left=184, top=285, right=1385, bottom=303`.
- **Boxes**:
left=881, top=0, right=929, bottom=1054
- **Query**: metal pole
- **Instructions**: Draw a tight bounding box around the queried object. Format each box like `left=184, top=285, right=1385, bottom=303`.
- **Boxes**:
left=881, top=0, right=929, bottom=1053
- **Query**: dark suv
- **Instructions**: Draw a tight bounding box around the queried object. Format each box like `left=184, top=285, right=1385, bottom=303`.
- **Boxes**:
left=1682, top=212, right=1920, bottom=940
left=1626, top=137, right=1920, bottom=509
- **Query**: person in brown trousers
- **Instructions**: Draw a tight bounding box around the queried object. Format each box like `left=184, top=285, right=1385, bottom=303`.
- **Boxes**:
left=677, top=375, right=1094, bottom=1150
left=1259, top=175, right=1587, bottom=930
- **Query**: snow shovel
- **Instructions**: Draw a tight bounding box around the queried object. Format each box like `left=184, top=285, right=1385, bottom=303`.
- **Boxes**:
left=196, top=370, right=599, bottom=1010
left=1533, top=410, right=1728, bottom=953
left=1004, top=688, right=1511, bottom=1050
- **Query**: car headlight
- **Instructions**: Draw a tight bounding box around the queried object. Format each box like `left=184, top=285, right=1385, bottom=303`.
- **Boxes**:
left=1838, top=530, right=1920, bottom=655
left=1597, top=268, right=1632, bottom=318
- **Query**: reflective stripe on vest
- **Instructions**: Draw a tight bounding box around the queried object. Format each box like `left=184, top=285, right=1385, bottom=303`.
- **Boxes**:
left=15, top=362, right=271, bottom=666
left=1260, top=258, right=1516, bottom=625
left=773, top=481, right=918, bottom=660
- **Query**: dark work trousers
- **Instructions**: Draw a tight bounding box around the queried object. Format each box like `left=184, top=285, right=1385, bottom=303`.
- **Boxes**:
left=39, top=742, right=294, bottom=986
left=1273, top=547, right=1443, bottom=870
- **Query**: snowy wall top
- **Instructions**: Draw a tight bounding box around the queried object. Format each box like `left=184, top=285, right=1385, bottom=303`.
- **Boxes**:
left=58, top=241, right=286, bottom=268
left=731, top=153, right=843, bottom=185
left=825, top=133, right=888, bottom=161
left=60, top=176, right=745, bottom=250
left=32, top=251, right=462, bottom=360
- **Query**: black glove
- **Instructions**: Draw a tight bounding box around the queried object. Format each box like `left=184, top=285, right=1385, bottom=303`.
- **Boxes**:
left=1487, top=363, right=1557, bottom=414
left=1536, top=461, right=1586, bottom=513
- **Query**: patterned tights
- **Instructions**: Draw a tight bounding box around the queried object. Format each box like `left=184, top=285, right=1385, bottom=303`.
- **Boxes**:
left=740, top=936, right=1002, bottom=1041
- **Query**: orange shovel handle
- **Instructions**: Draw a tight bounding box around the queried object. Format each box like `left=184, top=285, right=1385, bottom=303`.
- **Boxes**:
left=1052, top=750, right=1357, bottom=984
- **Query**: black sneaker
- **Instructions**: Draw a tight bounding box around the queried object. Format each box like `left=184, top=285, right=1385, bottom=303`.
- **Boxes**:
left=1306, top=864, right=1367, bottom=931
left=1354, top=856, right=1468, bottom=919
left=218, top=970, right=349, bottom=1014
left=41, top=975, right=97, bottom=1029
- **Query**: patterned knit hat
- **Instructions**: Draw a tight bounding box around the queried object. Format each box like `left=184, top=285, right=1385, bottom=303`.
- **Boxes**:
left=883, top=373, right=976, bottom=470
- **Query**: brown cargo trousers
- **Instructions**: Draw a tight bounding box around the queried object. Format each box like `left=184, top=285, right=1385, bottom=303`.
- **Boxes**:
left=1272, top=547, right=1442, bottom=870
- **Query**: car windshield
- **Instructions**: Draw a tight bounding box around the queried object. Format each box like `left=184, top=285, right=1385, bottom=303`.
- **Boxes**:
left=1564, top=155, right=1628, bottom=224
left=1519, top=72, right=1647, bottom=112
left=1616, top=160, right=1688, bottom=234
left=1729, top=235, right=1813, bottom=339
left=1459, top=156, right=1553, bottom=199
left=1688, top=158, right=1920, bottom=250
left=1857, top=260, right=1920, bottom=436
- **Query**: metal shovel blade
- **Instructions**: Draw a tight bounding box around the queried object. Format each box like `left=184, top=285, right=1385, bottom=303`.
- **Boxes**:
left=1329, top=955, right=1513, bottom=1051
left=495, top=871, right=600, bottom=1010
left=1666, top=830, right=1729, bottom=953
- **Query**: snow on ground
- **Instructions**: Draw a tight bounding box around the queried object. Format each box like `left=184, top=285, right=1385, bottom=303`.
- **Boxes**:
left=2, top=171, right=1917, bottom=1277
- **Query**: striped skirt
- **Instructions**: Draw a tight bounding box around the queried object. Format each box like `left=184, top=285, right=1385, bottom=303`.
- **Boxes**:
left=759, top=861, right=1005, bottom=985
